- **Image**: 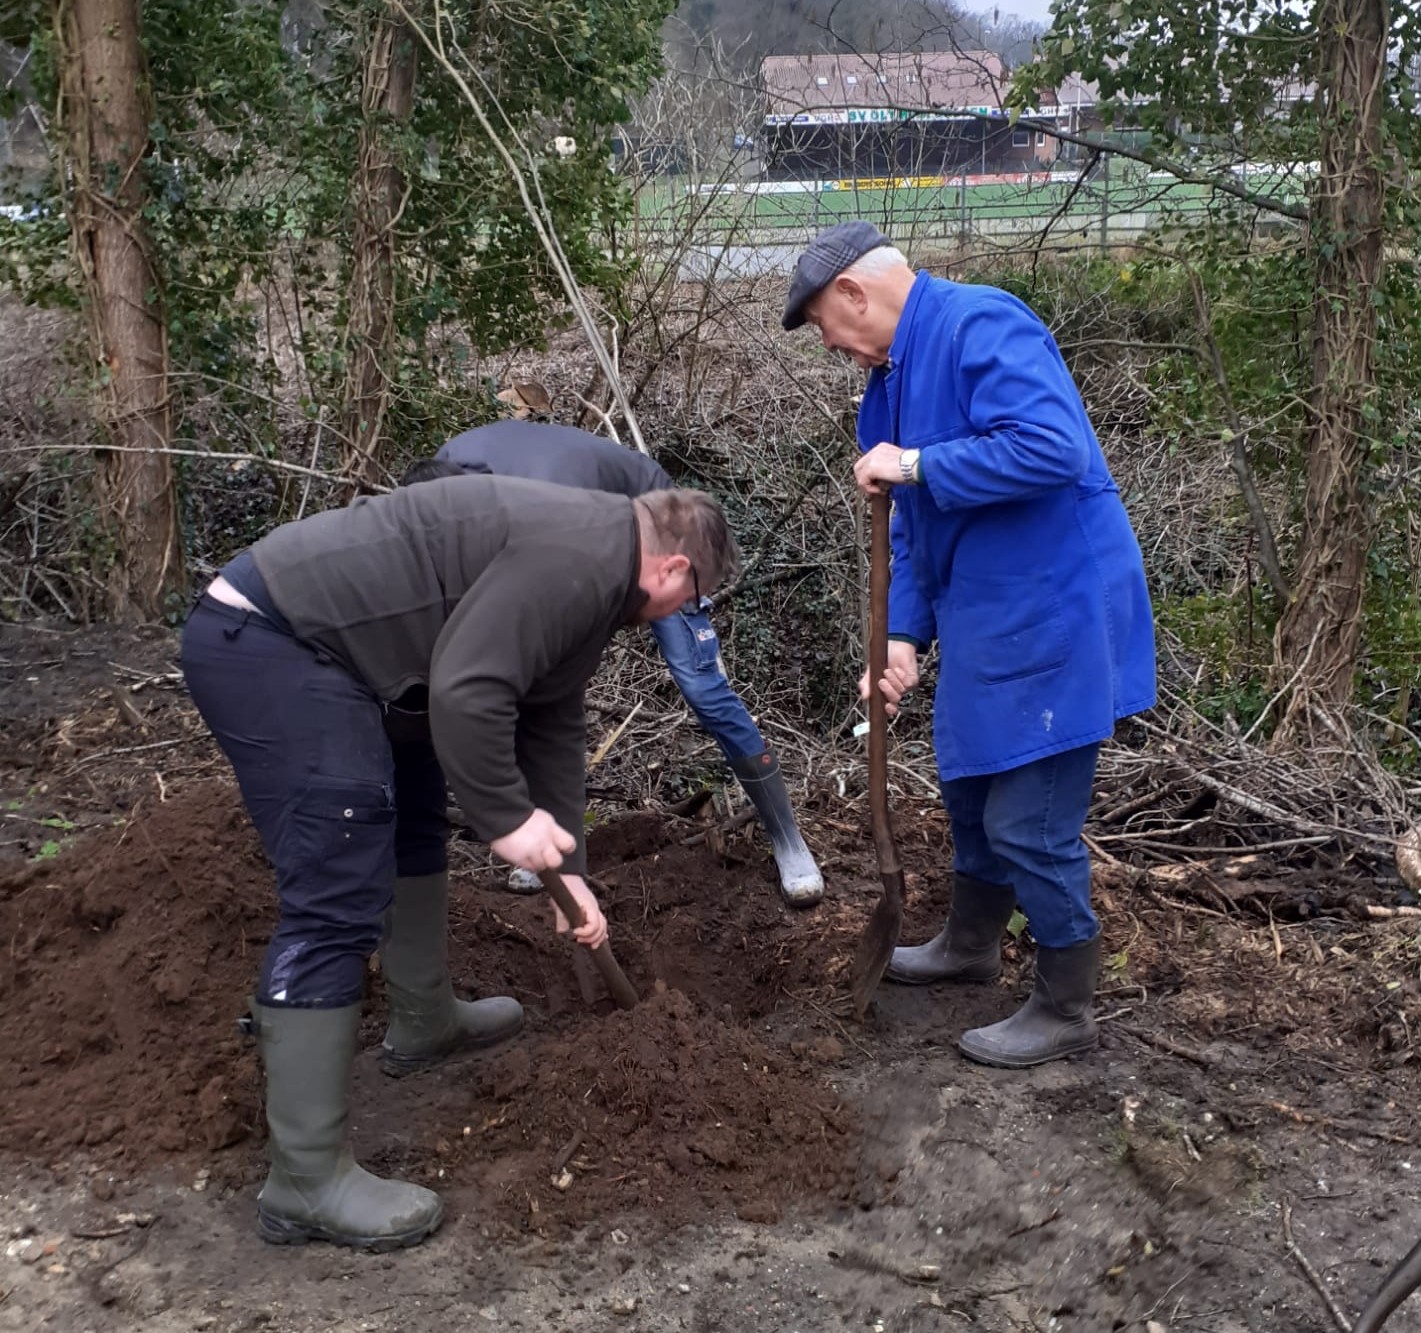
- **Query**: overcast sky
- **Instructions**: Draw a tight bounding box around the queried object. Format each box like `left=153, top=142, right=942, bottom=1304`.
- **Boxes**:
left=997, top=0, right=1059, bottom=27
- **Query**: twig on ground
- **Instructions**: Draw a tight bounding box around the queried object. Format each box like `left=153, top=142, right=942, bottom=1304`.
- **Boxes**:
left=1281, top=1198, right=1353, bottom=1333
left=67, top=737, right=188, bottom=770
left=1115, top=1022, right=1218, bottom=1068
left=678, top=807, right=756, bottom=847
left=1254, top=1101, right=1413, bottom=1145
left=589, top=701, right=645, bottom=770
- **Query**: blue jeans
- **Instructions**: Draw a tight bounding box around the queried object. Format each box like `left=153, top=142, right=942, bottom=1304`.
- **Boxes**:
left=940, top=743, right=1101, bottom=948
left=181, top=597, right=444, bottom=1008
left=649, top=603, right=764, bottom=762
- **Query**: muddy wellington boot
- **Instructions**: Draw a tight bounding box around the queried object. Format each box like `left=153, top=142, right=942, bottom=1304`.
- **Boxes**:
left=380, top=871, right=524, bottom=1077
left=251, top=1002, right=444, bottom=1249
left=885, top=873, right=1016, bottom=985
left=729, top=750, right=824, bottom=907
left=958, top=936, right=1102, bottom=1069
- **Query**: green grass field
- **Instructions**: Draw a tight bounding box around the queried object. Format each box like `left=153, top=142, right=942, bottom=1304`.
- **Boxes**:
left=631, top=164, right=1304, bottom=240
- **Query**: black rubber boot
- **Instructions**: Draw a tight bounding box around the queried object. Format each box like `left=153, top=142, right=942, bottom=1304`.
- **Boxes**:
left=379, top=871, right=524, bottom=1077
left=885, top=874, right=1015, bottom=984
left=958, top=936, right=1102, bottom=1069
left=251, top=1002, right=444, bottom=1249
left=729, top=750, right=824, bottom=907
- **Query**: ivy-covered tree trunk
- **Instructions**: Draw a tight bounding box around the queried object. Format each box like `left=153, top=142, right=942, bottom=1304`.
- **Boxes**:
left=1273, top=0, right=1386, bottom=735
left=339, top=9, right=417, bottom=491
left=59, top=0, right=185, bottom=620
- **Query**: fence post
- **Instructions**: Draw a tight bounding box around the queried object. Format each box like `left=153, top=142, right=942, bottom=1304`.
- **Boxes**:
left=1098, top=152, right=1110, bottom=254
left=959, top=167, right=969, bottom=248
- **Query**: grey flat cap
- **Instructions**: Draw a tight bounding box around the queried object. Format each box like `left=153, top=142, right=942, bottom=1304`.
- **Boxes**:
left=781, top=220, right=893, bottom=331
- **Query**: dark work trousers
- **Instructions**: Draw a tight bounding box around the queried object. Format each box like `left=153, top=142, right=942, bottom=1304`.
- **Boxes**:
left=181, top=596, right=449, bottom=1008
left=384, top=712, right=450, bottom=880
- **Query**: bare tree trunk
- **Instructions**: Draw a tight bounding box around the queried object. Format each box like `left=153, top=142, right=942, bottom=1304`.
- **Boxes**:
left=58, top=0, right=184, bottom=621
left=1273, top=0, right=1387, bottom=740
left=339, top=9, right=417, bottom=492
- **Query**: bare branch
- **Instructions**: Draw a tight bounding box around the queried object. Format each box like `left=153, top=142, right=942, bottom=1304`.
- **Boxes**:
left=390, top=1, right=650, bottom=454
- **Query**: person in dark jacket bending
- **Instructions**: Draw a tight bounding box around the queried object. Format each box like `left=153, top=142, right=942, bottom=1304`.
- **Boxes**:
left=401, top=419, right=824, bottom=908
left=181, top=476, right=736, bottom=1250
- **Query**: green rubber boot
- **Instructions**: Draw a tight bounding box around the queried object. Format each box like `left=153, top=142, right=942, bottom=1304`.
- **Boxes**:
left=379, top=871, right=524, bottom=1077
left=251, top=1002, right=443, bottom=1250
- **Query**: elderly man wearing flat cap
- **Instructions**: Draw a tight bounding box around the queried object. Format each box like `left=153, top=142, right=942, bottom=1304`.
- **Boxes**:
left=783, top=221, right=1156, bottom=1068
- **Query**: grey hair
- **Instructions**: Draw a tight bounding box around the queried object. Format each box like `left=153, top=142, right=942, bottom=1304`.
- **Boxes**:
left=843, top=245, right=910, bottom=278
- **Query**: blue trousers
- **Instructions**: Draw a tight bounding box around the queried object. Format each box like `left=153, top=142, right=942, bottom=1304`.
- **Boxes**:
left=940, top=743, right=1101, bottom=948
left=649, top=603, right=764, bottom=761
left=181, top=597, right=446, bottom=1008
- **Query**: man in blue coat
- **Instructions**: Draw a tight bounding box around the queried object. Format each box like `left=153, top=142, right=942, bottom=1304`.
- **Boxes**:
left=400, top=420, right=824, bottom=908
left=783, top=222, right=1156, bottom=1067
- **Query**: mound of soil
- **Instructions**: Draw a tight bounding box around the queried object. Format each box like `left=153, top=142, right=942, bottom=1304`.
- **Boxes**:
left=382, top=984, right=857, bottom=1232
left=0, top=781, right=270, bottom=1159
left=0, top=778, right=875, bottom=1232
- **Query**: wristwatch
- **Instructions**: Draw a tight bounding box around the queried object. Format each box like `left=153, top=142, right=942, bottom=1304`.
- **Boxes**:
left=899, top=448, right=922, bottom=485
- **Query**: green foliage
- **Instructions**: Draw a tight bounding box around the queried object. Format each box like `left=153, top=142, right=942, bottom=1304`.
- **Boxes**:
left=1158, top=590, right=1274, bottom=728
left=10, top=0, right=677, bottom=393
left=1025, top=0, right=1315, bottom=156
left=1014, top=0, right=1421, bottom=221
left=243, top=0, right=679, bottom=451
left=2, top=0, right=677, bottom=564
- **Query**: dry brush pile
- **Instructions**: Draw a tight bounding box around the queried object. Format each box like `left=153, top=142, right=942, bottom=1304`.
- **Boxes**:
left=2, top=263, right=1418, bottom=915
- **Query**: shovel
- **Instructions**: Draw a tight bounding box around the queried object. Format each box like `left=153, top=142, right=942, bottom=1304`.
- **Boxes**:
left=849, top=490, right=906, bottom=1019
left=538, top=868, right=639, bottom=1010
left=1352, top=1235, right=1421, bottom=1333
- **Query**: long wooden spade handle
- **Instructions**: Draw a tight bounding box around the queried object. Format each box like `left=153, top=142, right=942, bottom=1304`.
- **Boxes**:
left=848, top=491, right=907, bottom=1018
left=538, top=868, right=639, bottom=1010
left=868, top=491, right=902, bottom=880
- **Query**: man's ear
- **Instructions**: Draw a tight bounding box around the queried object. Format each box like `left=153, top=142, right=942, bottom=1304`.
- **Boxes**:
left=834, top=273, right=870, bottom=314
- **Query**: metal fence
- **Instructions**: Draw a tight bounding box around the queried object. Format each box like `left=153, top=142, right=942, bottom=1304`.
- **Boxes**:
left=634, top=155, right=1307, bottom=272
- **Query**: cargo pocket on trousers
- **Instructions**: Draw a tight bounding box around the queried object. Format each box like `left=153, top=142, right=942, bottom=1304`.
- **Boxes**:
left=284, top=777, right=397, bottom=897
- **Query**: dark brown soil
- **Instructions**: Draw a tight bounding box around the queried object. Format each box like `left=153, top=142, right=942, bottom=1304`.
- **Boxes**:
left=0, top=774, right=870, bottom=1236
left=0, top=782, right=269, bottom=1161
left=4, top=624, right=1421, bottom=1333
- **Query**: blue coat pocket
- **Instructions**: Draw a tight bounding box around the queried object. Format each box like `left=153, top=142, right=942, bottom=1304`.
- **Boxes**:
left=948, top=572, right=1069, bottom=685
